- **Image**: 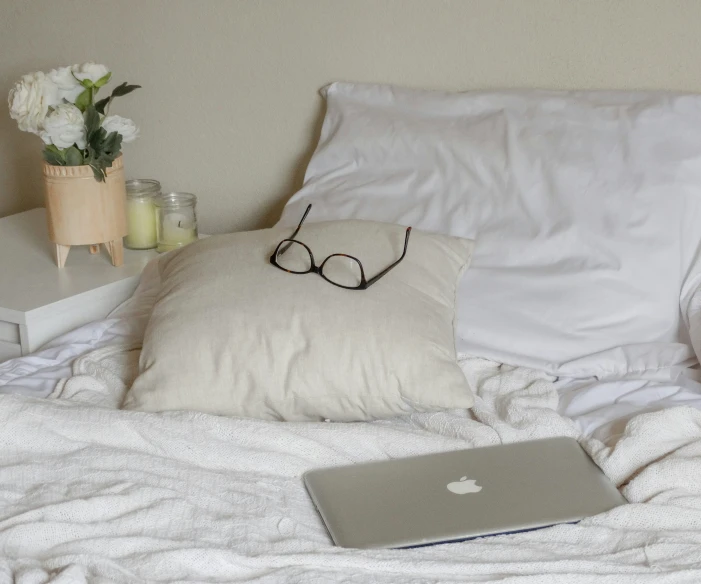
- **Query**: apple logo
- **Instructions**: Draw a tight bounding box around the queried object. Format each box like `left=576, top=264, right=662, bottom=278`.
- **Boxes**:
left=446, top=476, right=482, bottom=495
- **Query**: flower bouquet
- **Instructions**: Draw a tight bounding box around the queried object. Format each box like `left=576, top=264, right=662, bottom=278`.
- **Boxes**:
left=7, top=63, right=141, bottom=267
left=8, top=62, right=140, bottom=181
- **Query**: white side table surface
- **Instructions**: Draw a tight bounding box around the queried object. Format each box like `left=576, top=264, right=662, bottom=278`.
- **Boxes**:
left=0, top=208, right=157, bottom=362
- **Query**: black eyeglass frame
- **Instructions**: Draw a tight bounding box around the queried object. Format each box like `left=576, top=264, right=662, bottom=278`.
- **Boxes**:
left=269, top=204, right=412, bottom=290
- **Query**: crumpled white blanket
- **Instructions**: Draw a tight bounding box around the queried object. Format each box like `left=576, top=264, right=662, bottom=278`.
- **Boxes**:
left=2, top=346, right=701, bottom=583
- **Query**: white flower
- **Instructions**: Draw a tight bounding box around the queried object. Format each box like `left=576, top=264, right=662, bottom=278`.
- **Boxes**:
left=102, top=115, right=139, bottom=143
left=40, top=104, right=86, bottom=149
left=7, top=71, right=60, bottom=134
left=72, top=62, right=110, bottom=86
left=48, top=65, right=83, bottom=104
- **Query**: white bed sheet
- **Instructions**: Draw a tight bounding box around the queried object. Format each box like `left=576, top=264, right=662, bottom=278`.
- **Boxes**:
left=3, top=331, right=701, bottom=581
left=2, top=259, right=701, bottom=442
left=3, top=260, right=701, bottom=581
left=0, top=261, right=159, bottom=399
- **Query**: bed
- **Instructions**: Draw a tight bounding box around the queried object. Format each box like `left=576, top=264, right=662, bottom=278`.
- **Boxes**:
left=1, top=259, right=700, bottom=583
left=4, top=84, right=701, bottom=582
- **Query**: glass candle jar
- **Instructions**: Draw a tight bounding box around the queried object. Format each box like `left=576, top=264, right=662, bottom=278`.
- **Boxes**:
left=124, top=179, right=161, bottom=250
left=154, top=192, right=198, bottom=253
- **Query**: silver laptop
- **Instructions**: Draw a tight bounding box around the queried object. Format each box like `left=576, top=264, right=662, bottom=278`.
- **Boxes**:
left=304, top=437, right=626, bottom=549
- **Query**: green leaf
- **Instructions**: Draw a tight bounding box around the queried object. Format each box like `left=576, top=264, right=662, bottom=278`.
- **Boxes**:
left=94, top=72, right=112, bottom=89
left=44, top=144, right=67, bottom=164
left=93, top=82, right=141, bottom=116
left=94, top=96, right=111, bottom=115
left=84, top=105, right=101, bottom=140
left=42, top=148, right=65, bottom=166
left=110, top=81, right=141, bottom=98
left=82, top=106, right=123, bottom=182
left=74, top=88, right=92, bottom=112
left=102, top=130, right=122, bottom=154
left=80, top=78, right=94, bottom=89
left=64, top=146, right=84, bottom=166
left=88, top=129, right=107, bottom=154
left=90, top=163, right=106, bottom=182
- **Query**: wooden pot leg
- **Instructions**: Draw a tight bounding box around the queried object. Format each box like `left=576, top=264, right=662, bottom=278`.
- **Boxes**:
left=105, top=239, right=124, bottom=267
left=55, top=244, right=71, bottom=268
left=89, top=244, right=100, bottom=254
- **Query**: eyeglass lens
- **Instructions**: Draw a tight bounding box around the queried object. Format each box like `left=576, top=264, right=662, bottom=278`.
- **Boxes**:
left=321, top=255, right=363, bottom=288
left=275, top=241, right=312, bottom=273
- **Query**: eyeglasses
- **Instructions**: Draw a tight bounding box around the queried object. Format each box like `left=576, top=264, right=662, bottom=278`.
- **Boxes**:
left=269, top=204, right=412, bottom=290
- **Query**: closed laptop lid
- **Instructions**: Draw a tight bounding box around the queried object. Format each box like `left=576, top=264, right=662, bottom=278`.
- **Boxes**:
left=304, top=437, right=626, bottom=549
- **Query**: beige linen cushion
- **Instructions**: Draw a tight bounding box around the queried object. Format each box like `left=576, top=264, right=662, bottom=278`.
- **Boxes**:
left=122, top=220, right=474, bottom=421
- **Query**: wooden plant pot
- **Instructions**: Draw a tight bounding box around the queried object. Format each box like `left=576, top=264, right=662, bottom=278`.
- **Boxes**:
left=43, top=155, right=128, bottom=268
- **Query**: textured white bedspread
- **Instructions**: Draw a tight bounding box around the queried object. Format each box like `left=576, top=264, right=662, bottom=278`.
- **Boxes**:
left=3, top=261, right=701, bottom=581
left=2, top=345, right=701, bottom=583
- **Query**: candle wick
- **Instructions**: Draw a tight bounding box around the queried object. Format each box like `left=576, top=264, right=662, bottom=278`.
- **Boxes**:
left=178, top=221, right=182, bottom=228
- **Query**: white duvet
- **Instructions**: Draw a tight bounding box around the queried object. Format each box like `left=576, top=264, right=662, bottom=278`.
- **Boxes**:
left=3, top=349, right=701, bottom=583
left=2, top=264, right=701, bottom=582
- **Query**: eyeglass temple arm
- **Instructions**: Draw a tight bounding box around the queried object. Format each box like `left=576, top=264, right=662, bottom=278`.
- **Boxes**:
left=278, top=204, right=312, bottom=255
left=365, top=227, right=412, bottom=288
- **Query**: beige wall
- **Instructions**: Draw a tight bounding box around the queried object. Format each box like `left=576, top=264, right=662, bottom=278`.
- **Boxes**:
left=2, top=0, right=701, bottom=232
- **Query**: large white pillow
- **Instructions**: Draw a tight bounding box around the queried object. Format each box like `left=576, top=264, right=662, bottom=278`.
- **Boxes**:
left=280, top=82, right=701, bottom=379
left=123, top=220, right=474, bottom=421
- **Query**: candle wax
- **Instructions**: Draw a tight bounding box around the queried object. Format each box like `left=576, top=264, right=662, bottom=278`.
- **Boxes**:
left=125, top=198, right=157, bottom=249
left=157, top=211, right=197, bottom=253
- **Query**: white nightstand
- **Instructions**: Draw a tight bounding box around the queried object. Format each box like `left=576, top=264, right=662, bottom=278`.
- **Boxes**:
left=0, top=208, right=157, bottom=362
